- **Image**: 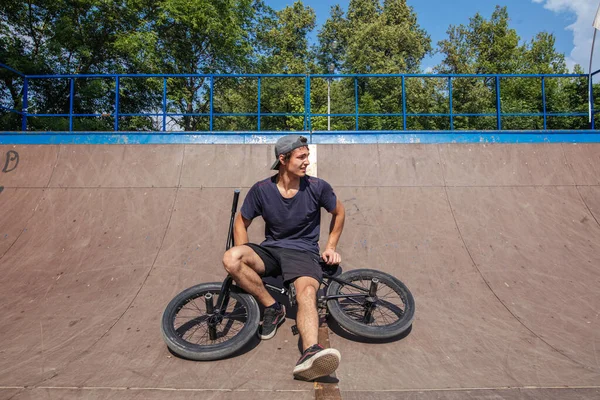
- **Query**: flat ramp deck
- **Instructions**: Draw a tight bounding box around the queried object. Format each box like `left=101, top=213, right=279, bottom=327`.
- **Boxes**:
left=0, top=143, right=599, bottom=399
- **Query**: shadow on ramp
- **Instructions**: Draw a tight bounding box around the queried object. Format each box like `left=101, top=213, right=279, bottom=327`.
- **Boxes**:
left=165, top=333, right=263, bottom=361
left=327, top=316, right=413, bottom=344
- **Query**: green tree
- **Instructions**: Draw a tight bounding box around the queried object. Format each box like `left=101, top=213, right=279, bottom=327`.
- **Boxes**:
left=435, top=6, right=582, bottom=130
left=0, top=0, right=267, bottom=131
left=214, top=1, right=316, bottom=131
left=114, top=0, right=267, bottom=131
left=254, top=1, right=315, bottom=73
left=318, top=0, right=430, bottom=74
left=315, top=0, right=431, bottom=131
left=1, top=0, right=130, bottom=130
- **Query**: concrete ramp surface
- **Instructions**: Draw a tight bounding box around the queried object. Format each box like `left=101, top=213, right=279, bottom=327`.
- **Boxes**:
left=0, top=143, right=599, bottom=399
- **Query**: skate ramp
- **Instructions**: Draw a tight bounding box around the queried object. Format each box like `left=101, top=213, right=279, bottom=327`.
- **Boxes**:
left=0, top=143, right=599, bottom=399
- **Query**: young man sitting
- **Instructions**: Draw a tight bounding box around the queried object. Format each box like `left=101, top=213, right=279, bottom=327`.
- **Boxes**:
left=222, top=135, right=345, bottom=381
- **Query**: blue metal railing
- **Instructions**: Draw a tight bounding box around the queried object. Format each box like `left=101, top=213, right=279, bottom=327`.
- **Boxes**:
left=1, top=62, right=599, bottom=133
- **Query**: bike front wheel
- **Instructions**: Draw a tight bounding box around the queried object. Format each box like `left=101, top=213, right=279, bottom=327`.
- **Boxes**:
left=326, top=269, right=415, bottom=340
left=161, top=282, right=260, bottom=361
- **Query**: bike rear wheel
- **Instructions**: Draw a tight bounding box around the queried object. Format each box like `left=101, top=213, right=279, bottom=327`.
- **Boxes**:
left=161, top=282, right=260, bottom=361
left=326, top=269, right=415, bottom=340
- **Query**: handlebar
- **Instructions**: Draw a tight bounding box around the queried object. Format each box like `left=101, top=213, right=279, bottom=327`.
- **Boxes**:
left=226, top=189, right=240, bottom=251
left=231, top=189, right=240, bottom=214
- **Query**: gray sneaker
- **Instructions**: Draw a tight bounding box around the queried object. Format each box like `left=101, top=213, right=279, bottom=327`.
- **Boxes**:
left=259, top=304, right=286, bottom=340
left=293, top=344, right=341, bottom=381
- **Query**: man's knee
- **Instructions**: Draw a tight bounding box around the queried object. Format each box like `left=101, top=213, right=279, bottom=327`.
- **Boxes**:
left=223, top=247, right=244, bottom=274
left=296, top=281, right=318, bottom=304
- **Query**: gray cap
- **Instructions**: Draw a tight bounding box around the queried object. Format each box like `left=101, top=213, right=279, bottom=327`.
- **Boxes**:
left=270, top=135, right=308, bottom=170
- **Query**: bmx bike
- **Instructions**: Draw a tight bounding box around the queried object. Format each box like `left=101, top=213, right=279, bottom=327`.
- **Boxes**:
left=161, top=190, right=415, bottom=361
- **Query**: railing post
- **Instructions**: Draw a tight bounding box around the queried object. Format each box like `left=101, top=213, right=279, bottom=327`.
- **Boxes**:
left=21, top=78, right=28, bottom=131
left=307, top=75, right=311, bottom=131
left=162, top=78, right=167, bottom=132
left=448, top=77, right=453, bottom=131
left=257, top=77, right=261, bottom=131
left=303, top=76, right=307, bottom=130
left=210, top=75, right=214, bottom=131
left=354, top=77, right=358, bottom=131
left=496, top=75, right=502, bottom=130
left=69, top=78, right=74, bottom=131
left=402, top=76, right=407, bottom=131
left=114, top=76, right=120, bottom=131
left=327, top=77, right=331, bottom=131
left=590, top=74, right=595, bottom=130
left=541, top=76, right=547, bottom=130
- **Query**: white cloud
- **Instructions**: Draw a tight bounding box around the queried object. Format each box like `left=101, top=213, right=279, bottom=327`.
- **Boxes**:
left=533, top=0, right=600, bottom=72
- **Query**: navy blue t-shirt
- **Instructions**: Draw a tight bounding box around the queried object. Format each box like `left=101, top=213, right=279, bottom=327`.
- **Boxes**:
left=241, top=175, right=337, bottom=254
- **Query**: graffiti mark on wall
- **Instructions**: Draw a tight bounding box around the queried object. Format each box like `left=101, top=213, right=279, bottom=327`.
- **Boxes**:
left=2, top=150, right=19, bottom=173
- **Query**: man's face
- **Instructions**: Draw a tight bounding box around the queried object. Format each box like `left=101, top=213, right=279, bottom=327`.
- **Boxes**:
left=281, top=146, right=310, bottom=177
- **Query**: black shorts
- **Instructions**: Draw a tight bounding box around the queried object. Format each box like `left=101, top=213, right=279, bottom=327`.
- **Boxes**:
left=244, top=243, right=323, bottom=285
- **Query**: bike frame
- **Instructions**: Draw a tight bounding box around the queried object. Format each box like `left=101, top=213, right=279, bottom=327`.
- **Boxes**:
left=265, top=273, right=373, bottom=303
left=206, top=191, right=379, bottom=339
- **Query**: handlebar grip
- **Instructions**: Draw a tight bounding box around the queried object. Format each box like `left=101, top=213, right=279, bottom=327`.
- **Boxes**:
left=231, top=189, right=240, bottom=214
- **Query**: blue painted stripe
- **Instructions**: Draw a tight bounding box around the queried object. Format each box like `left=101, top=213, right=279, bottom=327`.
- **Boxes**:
left=0, top=134, right=268, bottom=145
left=310, top=133, right=600, bottom=144
left=3, top=131, right=600, bottom=144
left=311, top=129, right=600, bottom=138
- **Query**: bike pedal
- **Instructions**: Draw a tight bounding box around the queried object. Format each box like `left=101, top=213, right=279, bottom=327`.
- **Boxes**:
left=291, top=324, right=299, bottom=336
left=288, top=283, right=297, bottom=307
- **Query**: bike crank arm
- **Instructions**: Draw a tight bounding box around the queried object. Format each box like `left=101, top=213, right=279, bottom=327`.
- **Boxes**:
left=265, top=283, right=287, bottom=295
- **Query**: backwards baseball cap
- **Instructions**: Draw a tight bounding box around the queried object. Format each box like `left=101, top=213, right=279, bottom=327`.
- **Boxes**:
left=270, top=135, right=308, bottom=170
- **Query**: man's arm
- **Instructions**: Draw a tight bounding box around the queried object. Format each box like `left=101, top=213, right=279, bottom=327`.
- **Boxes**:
left=233, top=213, right=252, bottom=246
left=322, top=198, right=345, bottom=264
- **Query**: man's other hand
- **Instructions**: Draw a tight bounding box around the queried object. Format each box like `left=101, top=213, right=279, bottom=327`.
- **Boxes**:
left=321, top=248, right=341, bottom=265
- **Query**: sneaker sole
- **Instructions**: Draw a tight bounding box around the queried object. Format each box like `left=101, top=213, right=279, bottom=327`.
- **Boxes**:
left=293, top=348, right=341, bottom=381
left=259, top=306, right=286, bottom=340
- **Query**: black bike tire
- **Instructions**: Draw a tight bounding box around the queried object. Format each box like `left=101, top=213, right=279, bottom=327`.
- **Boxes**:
left=326, top=269, right=415, bottom=339
left=161, top=282, right=260, bottom=361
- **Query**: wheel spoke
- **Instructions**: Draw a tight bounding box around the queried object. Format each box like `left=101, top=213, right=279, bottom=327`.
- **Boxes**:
left=377, top=298, right=405, bottom=316
left=170, top=290, right=254, bottom=347
left=376, top=306, right=391, bottom=325
left=333, top=277, right=410, bottom=328
left=183, top=321, right=207, bottom=342
left=196, top=326, right=210, bottom=344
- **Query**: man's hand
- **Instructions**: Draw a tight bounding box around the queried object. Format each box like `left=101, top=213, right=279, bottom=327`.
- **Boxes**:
left=321, top=248, right=341, bottom=265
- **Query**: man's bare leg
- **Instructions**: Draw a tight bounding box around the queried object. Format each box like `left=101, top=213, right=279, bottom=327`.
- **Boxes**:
left=294, top=276, right=320, bottom=351
left=292, top=276, right=340, bottom=381
left=222, top=245, right=276, bottom=307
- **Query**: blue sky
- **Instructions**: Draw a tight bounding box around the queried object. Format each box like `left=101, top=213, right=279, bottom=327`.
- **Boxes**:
left=264, top=0, right=600, bottom=72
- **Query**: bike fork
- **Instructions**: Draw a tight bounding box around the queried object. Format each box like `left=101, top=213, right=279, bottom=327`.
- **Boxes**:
left=215, top=276, right=234, bottom=311
left=205, top=276, right=234, bottom=340
left=205, top=190, right=239, bottom=341
left=363, top=278, right=379, bottom=323
left=204, top=293, right=218, bottom=340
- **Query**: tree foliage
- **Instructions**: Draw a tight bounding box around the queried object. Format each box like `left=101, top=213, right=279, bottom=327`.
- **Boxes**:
left=216, top=1, right=316, bottom=131
left=435, top=6, right=586, bottom=130
left=0, top=2, right=592, bottom=132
